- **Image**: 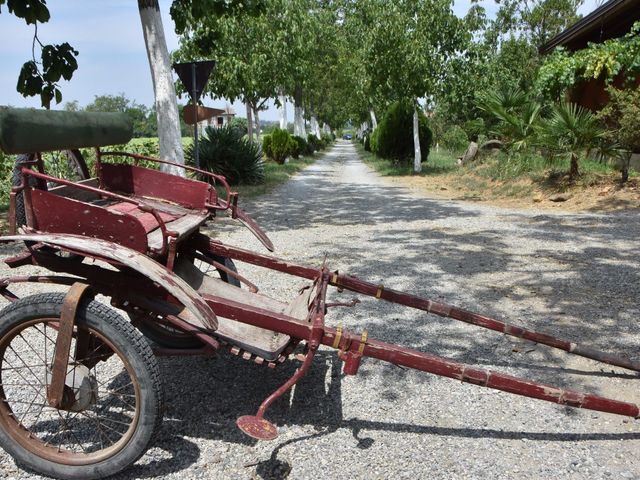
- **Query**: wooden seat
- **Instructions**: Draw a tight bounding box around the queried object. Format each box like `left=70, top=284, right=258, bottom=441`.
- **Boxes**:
left=174, top=259, right=313, bottom=360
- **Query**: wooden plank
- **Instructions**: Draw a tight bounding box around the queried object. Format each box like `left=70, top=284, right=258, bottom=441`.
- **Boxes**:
left=147, top=213, right=208, bottom=250
left=29, top=189, right=148, bottom=252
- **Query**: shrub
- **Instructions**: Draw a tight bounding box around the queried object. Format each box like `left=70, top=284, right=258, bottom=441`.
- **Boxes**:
left=307, top=134, right=322, bottom=152
left=262, top=134, right=273, bottom=159
left=363, top=134, right=371, bottom=152
left=188, top=125, right=264, bottom=185
left=441, top=125, right=469, bottom=153
left=374, top=100, right=432, bottom=162
left=370, top=128, right=380, bottom=154
left=321, top=133, right=333, bottom=147
left=291, top=135, right=310, bottom=158
left=267, top=128, right=293, bottom=164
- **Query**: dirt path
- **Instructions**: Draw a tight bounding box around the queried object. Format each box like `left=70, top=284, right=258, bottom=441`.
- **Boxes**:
left=203, top=140, right=640, bottom=479
left=1, top=141, right=638, bottom=480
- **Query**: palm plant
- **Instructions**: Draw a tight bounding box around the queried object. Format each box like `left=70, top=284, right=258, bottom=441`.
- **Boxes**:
left=477, top=88, right=541, bottom=152
left=188, top=125, right=264, bottom=185
left=536, top=102, right=605, bottom=180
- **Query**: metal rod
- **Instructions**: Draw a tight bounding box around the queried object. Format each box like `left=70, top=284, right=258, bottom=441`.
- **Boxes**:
left=192, top=63, right=199, bottom=169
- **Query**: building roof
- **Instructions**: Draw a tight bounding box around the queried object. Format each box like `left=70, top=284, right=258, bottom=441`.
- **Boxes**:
left=539, top=0, right=640, bottom=54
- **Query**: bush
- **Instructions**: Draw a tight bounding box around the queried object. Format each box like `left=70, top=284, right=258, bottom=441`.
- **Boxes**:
left=441, top=125, right=469, bottom=153
left=373, top=100, right=432, bottom=162
left=291, top=135, right=310, bottom=158
left=307, top=134, right=322, bottom=152
left=188, top=125, right=264, bottom=185
left=321, top=133, right=333, bottom=148
left=262, top=134, right=273, bottom=159
left=370, top=128, right=379, bottom=154
left=363, top=134, right=371, bottom=152
left=267, top=128, right=294, bottom=164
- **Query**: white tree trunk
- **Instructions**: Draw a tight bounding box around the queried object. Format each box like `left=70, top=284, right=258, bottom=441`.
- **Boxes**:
left=246, top=102, right=254, bottom=144
left=253, top=107, right=261, bottom=144
left=369, top=109, right=378, bottom=130
left=294, top=106, right=305, bottom=137
left=413, top=104, right=422, bottom=173
left=279, top=89, right=287, bottom=130
left=310, top=116, right=321, bottom=139
left=138, top=0, right=184, bottom=176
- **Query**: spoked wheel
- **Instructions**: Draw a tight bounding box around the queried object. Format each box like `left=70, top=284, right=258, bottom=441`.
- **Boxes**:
left=0, top=293, right=163, bottom=480
left=135, top=253, right=240, bottom=349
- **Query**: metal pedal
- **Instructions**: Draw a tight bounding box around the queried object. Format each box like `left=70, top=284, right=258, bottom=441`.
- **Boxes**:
left=236, top=415, right=278, bottom=440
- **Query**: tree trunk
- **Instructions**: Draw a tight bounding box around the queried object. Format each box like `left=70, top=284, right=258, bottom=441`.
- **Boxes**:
left=246, top=101, right=253, bottom=144
left=311, top=115, right=321, bottom=139
left=138, top=0, right=184, bottom=176
left=253, top=107, right=261, bottom=144
left=279, top=89, right=287, bottom=130
left=293, top=85, right=305, bottom=137
left=413, top=104, right=422, bottom=173
left=369, top=109, right=378, bottom=130
left=621, top=152, right=631, bottom=183
left=569, top=152, right=579, bottom=179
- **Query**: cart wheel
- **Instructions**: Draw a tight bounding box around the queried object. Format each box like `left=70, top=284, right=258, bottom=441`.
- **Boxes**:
left=135, top=254, right=240, bottom=349
left=0, top=293, right=163, bottom=480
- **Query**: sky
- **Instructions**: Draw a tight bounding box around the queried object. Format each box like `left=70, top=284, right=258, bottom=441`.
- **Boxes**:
left=0, top=0, right=602, bottom=122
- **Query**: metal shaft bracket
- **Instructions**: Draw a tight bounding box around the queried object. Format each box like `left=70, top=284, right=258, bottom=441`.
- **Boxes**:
left=47, top=282, right=94, bottom=409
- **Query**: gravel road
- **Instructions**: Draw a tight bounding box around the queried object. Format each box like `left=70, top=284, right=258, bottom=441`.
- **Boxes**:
left=1, top=140, right=639, bottom=479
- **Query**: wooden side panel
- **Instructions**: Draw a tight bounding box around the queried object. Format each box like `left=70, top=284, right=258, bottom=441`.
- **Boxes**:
left=29, top=189, right=148, bottom=252
left=100, top=163, right=210, bottom=209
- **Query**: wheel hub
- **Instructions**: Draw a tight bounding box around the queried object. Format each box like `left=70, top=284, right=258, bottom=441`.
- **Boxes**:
left=47, top=363, right=98, bottom=412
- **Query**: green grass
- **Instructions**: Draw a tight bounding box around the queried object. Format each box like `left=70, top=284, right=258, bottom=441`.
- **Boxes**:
left=355, top=142, right=458, bottom=176
left=231, top=154, right=317, bottom=198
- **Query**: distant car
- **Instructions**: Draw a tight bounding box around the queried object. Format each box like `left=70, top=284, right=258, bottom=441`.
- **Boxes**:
left=343, top=133, right=353, bottom=140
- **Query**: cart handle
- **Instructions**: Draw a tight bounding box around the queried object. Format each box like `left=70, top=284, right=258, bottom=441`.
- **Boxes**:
left=18, top=168, right=171, bottom=256
left=99, top=151, right=234, bottom=211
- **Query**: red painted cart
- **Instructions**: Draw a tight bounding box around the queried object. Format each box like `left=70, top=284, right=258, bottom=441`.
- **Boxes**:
left=0, top=107, right=637, bottom=479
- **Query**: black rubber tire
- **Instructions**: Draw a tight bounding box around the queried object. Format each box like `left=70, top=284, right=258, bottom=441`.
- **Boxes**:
left=136, top=254, right=240, bottom=349
left=0, top=293, right=163, bottom=480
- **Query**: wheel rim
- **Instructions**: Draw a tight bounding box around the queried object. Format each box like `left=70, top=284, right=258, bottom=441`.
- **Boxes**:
left=0, top=318, right=141, bottom=466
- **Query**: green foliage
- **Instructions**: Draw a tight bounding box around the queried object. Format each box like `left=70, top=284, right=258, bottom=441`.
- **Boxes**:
left=290, top=135, right=310, bottom=158
left=440, top=125, right=469, bottom=153
left=596, top=86, right=640, bottom=153
left=373, top=101, right=432, bottom=162
left=262, top=134, right=273, bottom=159
left=306, top=134, right=322, bottom=153
left=266, top=128, right=293, bottom=164
left=536, top=22, right=640, bottom=99
left=188, top=125, right=264, bottom=185
left=363, top=134, right=371, bottom=152
left=86, top=94, right=157, bottom=137
left=536, top=102, right=605, bottom=178
left=228, top=117, right=248, bottom=137
left=3, top=0, right=78, bottom=108
left=477, top=88, right=541, bottom=152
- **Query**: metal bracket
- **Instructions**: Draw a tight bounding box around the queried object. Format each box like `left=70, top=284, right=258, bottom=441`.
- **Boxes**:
left=47, top=282, right=94, bottom=409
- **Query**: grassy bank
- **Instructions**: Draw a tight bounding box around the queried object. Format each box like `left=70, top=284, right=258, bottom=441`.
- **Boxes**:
left=355, top=142, right=639, bottom=210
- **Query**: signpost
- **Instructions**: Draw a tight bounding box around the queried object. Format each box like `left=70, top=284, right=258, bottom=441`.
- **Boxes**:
left=172, top=60, right=215, bottom=168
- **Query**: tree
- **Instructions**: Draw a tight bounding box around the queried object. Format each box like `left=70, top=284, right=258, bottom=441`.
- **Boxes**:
left=494, top=0, right=583, bottom=47
left=358, top=0, right=464, bottom=172
left=86, top=93, right=156, bottom=137
left=1, top=0, right=78, bottom=108
left=596, top=86, right=640, bottom=183
left=138, top=0, right=184, bottom=174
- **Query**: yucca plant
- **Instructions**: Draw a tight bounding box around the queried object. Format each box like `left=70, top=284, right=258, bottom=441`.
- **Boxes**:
left=188, top=125, right=264, bottom=185
left=536, top=102, right=606, bottom=180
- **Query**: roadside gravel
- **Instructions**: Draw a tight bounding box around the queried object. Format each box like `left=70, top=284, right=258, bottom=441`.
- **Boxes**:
left=1, top=140, right=639, bottom=479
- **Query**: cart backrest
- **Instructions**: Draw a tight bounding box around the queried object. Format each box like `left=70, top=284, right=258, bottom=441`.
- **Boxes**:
left=0, top=106, right=133, bottom=155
